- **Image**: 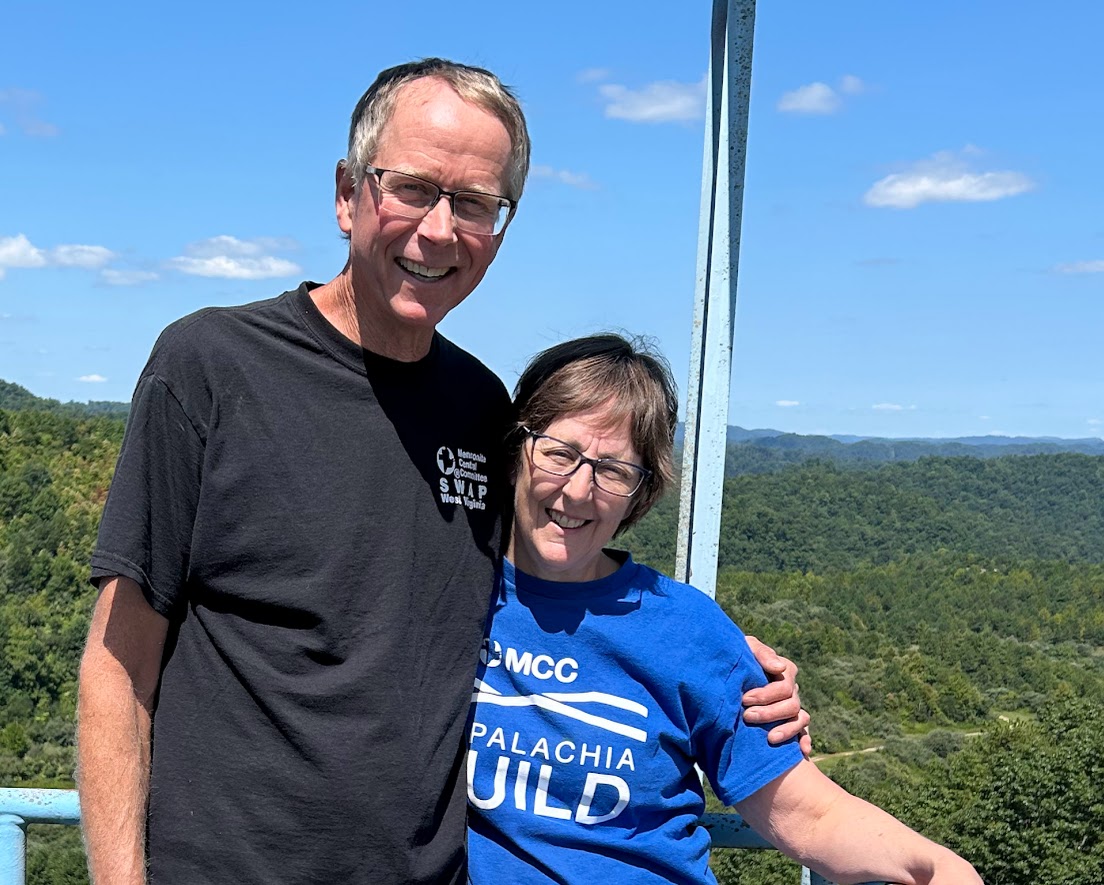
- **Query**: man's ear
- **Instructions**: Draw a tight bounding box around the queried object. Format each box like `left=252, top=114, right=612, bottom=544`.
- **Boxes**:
left=335, top=161, right=356, bottom=234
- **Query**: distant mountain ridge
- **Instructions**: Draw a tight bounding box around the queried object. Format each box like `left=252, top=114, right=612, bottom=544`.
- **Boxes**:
left=0, top=379, right=129, bottom=419
left=3, top=377, right=1101, bottom=457
left=673, top=423, right=1104, bottom=475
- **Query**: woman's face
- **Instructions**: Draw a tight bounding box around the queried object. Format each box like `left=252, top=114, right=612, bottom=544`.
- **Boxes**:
left=509, top=404, right=641, bottom=583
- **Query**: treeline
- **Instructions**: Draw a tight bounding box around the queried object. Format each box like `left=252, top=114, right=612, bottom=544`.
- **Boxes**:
left=0, top=408, right=122, bottom=787
left=720, top=432, right=1104, bottom=475
left=621, top=454, right=1104, bottom=573
left=0, top=380, right=129, bottom=420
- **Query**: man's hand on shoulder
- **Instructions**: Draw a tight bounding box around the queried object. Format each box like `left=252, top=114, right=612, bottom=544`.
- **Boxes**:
left=741, top=635, right=812, bottom=758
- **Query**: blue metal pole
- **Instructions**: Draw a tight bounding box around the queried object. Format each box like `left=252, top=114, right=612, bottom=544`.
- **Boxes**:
left=0, top=790, right=82, bottom=885
left=675, top=0, right=756, bottom=598
left=0, top=814, right=26, bottom=885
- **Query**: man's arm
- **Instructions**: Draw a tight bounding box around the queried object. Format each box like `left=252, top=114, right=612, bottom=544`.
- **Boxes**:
left=737, top=760, right=983, bottom=885
left=77, top=576, right=169, bottom=885
left=742, top=635, right=812, bottom=756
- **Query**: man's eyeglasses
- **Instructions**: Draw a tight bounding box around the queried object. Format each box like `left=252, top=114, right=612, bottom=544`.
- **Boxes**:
left=365, top=166, right=516, bottom=237
left=523, top=428, right=651, bottom=498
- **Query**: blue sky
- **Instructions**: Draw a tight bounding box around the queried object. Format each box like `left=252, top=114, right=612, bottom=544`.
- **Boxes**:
left=2, top=1, right=1101, bottom=439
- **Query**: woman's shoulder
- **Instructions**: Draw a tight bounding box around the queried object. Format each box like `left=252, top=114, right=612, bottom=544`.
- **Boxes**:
left=631, top=561, right=748, bottom=636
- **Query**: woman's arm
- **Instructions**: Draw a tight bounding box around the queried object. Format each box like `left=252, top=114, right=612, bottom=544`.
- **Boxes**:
left=736, top=760, right=983, bottom=885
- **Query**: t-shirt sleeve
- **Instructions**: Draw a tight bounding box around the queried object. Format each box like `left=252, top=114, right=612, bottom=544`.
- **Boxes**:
left=90, top=372, right=205, bottom=617
left=694, top=644, right=804, bottom=807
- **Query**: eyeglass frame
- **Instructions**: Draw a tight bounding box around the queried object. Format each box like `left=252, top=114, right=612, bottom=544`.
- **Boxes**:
left=522, top=427, right=652, bottom=498
left=363, top=165, right=518, bottom=237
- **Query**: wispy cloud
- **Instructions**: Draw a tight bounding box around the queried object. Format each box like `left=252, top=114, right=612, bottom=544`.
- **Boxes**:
left=1053, top=259, right=1104, bottom=274
left=598, top=77, right=706, bottom=123
left=0, top=234, right=117, bottom=279
left=839, top=74, right=866, bottom=95
left=0, top=88, right=60, bottom=137
left=775, top=400, right=800, bottom=407
left=100, top=268, right=160, bottom=286
left=577, top=68, right=611, bottom=84
left=531, top=165, right=598, bottom=190
left=778, top=82, right=839, bottom=115
left=872, top=403, right=918, bottom=412
left=777, top=75, right=867, bottom=115
left=51, top=244, right=114, bottom=268
left=864, top=148, right=1034, bottom=209
left=167, top=235, right=301, bottom=280
left=78, top=374, right=107, bottom=383
left=1089, top=418, right=1102, bottom=427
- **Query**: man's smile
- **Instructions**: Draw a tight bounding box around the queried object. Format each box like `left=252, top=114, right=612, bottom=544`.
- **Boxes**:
left=397, top=256, right=454, bottom=281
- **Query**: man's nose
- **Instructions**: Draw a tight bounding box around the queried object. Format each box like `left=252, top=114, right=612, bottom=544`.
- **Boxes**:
left=418, top=197, right=458, bottom=243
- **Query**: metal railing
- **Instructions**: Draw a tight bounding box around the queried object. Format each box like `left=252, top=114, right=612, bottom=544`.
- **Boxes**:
left=0, top=788, right=876, bottom=885
left=0, top=789, right=80, bottom=885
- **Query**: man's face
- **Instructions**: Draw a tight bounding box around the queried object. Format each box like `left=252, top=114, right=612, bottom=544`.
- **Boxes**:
left=336, top=79, right=514, bottom=339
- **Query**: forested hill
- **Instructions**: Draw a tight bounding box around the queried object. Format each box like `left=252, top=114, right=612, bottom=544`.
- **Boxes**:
left=719, top=429, right=1104, bottom=475
left=0, top=380, right=129, bottom=420
left=620, top=454, right=1104, bottom=573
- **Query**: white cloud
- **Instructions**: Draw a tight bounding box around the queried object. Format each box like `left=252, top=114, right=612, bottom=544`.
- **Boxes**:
left=1054, top=260, right=1104, bottom=274
left=168, top=236, right=301, bottom=280
left=1, top=234, right=121, bottom=280
left=839, top=74, right=866, bottom=95
left=872, top=403, right=918, bottom=412
left=1089, top=418, right=1103, bottom=426
left=169, top=255, right=300, bottom=280
left=979, top=415, right=991, bottom=421
left=775, top=400, right=800, bottom=407
left=531, top=165, right=598, bottom=190
left=100, top=268, right=160, bottom=286
left=599, top=78, right=705, bottom=123
left=51, top=244, right=114, bottom=268
left=0, top=88, right=59, bottom=137
left=0, top=234, right=48, bottom=278
left=864, top=149, right=1035, bottom=209
left=78, top=374, right=107, bottom=383
left=181, top=234, right=295, bottom=259
left=778, top=82, right=840, bottom=115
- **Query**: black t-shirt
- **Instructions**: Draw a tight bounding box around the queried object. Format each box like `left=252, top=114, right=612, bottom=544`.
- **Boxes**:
left=91, top=283, right=511, bottom=884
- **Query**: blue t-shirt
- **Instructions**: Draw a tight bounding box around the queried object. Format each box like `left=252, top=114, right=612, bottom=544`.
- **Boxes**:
left=466, top=555, right=803, bottom=884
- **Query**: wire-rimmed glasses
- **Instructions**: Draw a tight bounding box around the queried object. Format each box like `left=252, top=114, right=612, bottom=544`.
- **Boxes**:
left=365, top=165, right=516, bottom=236
left=524, top=428, right=651, bottom=497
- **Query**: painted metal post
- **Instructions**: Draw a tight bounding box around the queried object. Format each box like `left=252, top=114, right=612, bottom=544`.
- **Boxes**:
left=0, top=789, right=82, bottom=885
left=675, top=0, right=756, bottom=598
left=0, top=814, right=26, bottom=885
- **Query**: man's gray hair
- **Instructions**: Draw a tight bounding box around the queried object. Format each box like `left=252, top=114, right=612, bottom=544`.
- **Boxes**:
left=344, top=58, right=531, bottom=201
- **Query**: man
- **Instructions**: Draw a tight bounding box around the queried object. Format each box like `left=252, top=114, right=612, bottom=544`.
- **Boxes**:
left=78, top=58, right=805, bottom=884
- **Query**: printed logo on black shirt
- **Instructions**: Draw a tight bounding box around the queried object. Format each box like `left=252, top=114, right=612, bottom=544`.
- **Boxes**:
left=437, top=444, right=491, bottom=511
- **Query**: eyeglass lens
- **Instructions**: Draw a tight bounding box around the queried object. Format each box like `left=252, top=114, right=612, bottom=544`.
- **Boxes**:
left=377, top=170, right=509, bottom=236
left=529, top=435, right=646, bottom=496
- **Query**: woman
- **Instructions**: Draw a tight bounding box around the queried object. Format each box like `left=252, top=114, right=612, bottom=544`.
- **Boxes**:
left=467, top=334, right=982, bottom=884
